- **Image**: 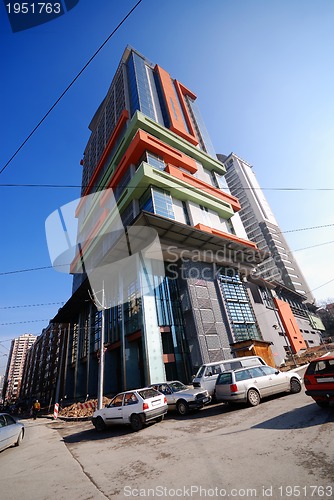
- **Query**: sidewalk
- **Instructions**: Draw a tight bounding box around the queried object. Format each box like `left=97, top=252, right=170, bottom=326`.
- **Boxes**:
left=0, top=419, right=106, bottom=500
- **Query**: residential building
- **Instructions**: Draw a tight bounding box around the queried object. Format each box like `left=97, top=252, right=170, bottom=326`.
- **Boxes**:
left=51, top=47, right=284, bottom=401
left=2, top=334, right=37, bottom=403
left=20, top=323, right=68, bottom=407
left=218, top=153, right=314, bottom=302
left=246, top=277, right=323, bottom=366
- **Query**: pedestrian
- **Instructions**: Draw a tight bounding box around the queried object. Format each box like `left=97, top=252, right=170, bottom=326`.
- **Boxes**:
left=32, top=399, right=41, bottom=420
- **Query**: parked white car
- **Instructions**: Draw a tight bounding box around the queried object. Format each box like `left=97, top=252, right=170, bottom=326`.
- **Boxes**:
left=215, top=365, right=302, bottom=406
left=92, top=388, right=167, bottom=432
left=151, top=381, right=211, bottom=415
left=192, top=356, right=267, bottom=396
left=0, top=413, right=24, bottom=452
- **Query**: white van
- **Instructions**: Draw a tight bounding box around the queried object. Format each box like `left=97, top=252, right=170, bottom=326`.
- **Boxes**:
left=192, top=356, right=267, bottom=397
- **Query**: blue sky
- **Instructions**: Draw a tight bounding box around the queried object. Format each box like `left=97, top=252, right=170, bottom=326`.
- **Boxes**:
left=1, top=0, right=334, bottom=374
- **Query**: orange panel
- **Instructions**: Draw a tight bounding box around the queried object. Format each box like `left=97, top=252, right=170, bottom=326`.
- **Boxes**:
left=163, top=353, right=176, bottom=363
left=194, top=223, right=258, bottom=250
left=174, top=80, right=198, bottom=143
left=165, top=164, right=241, bottom=212
left=83, top=110, right=129, bottom=197
left=76, top=109, right=129, bottom=217
left=104, top=129, right=197, bottom=193
left=273, top=298, right=307, bottom=353
left=155, top=65, right=199, bottom=144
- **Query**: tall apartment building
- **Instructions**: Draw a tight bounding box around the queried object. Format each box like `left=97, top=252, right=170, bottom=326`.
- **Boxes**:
left=20, top=323, right=67, bottom=406
left=52, top=47, right=283, bottom=400
left=218, top=153, right=314, bottom=302
left=2, top=333, right=37, bottom=403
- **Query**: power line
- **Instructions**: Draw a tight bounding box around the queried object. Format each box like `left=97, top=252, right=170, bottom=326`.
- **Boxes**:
left=309, top=277, right=334, bottom=293
left=280, top=223, right=334, bottom=234
left=0, top=0, right=143, bottom=176
left=0, top=274, right=333, bottom=327
left=0, top=302, right=64, bottom=310
left=1, top=231, right=334, bottom=278
left=0, top=319, right=50, bottom=326
left=0, top=182, right=334, bottom=192
left=289, top=240, right=334, bottom=253
left=0, top=264, right=68, bottom=276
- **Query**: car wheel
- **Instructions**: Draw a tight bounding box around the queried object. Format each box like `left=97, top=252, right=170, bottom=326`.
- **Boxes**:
left=176, top=400, right=189, bottom=415
left=247, top=389, right=260, bottom=407
left=130, top=414, right=143, bottom=432
left=15, top=429, right=24, bottom=446
left=94, top=416, right=106, bottom=432
left=316, top=400, right=330, bottom=408
left=155, top=415, right=164, bottom=423
left=290, top=377, right=302, bottom=394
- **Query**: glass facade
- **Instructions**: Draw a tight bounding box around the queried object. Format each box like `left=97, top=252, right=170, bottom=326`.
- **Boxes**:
left=184, top=96, right=217, bottom=157
left=153, top=272, right=191, bottom=381
left=140, top=187, right=175, bottom=220
left=218, top=269, right=262, bottom=342
left=127, top=52, right=164, bottom=124
left=146, top=151, right=165, bottom=171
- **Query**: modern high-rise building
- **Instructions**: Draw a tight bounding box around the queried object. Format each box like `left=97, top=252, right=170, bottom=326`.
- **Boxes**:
left=2, top=333, right=37, bottom=403
left=218, top=153, right=314, bottom=302
left=51, top=47, right=284, bottom=400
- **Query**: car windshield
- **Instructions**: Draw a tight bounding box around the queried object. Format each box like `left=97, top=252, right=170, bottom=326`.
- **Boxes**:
left=195, top=366, right=205, bottom=378
left=169, top=381, right=188, bottom=392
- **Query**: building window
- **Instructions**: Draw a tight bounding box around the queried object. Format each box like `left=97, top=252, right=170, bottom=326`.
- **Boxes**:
left=92, top=310, right=101, bottom=352
left=145, top=151, right=166, bottom=171
left=200, top=205, right=211, bottom=226
left=182, top=201, right=191, bottom=225
left=218, top=269, right=262, bottom=342
left=140, top=187, right=175, bottom=220
left=211, top=171, right=228, bottom=191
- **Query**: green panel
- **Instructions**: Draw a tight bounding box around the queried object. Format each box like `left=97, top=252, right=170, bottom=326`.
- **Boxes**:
left=117, top=162, right=234, bottom=219
left=98, top=111, right=226, bottom=189
left=308, top=314, right=326, bottom=331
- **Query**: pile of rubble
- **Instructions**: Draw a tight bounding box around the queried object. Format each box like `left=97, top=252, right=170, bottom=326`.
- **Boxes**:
left=59, top=397, right=111, bottom=418
left=281, top=343, right=334, bottom=370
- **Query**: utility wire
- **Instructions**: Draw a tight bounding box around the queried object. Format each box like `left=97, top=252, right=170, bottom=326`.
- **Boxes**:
left=0, top=302, right=64, bottom=310
left=0, top=183, right=334, bottom=191
left=1, top=233, right=334, bottom=278
left=0, top=319, right=50, bottom=326
left=1, top=273, right=334, bottom=326
left=0, top=0, right=143, bottom=176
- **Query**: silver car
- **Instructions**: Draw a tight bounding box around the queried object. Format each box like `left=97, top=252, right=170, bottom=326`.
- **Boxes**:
left=0, top=413, right=24, bottom=452
left=151, top=381, right=211, bottom=415
left=215, top=365, right=302, bottom=406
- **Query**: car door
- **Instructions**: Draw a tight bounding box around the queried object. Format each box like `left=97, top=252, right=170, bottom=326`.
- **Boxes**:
left=247, top=366, right=271, bottom=396
left=215, top=372, right=233, bottom=401
left=104, top=394, right=124, bottom=425
left=158, top=384, right=174, bottom=408
left=122, top=392, right=139, bottom=421
left=260, top=366, right=289, bottom=393
left=3, top=414, right=19, bottom=445
left=203, top=365, right=222, bottom=395
left=0, top=415, right=10, bottom=451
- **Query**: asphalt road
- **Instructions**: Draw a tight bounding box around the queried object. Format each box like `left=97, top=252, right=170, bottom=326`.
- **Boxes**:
left=0, top=387, right=333, bottom=500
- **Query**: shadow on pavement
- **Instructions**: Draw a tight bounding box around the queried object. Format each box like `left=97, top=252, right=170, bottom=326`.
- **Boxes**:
left=252, top=402, right=334, bottom=430
left=61, top=425, right=135, bottom=443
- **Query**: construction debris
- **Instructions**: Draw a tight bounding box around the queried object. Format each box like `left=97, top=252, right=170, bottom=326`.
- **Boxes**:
left=59, top=397, right=111, bottom=418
